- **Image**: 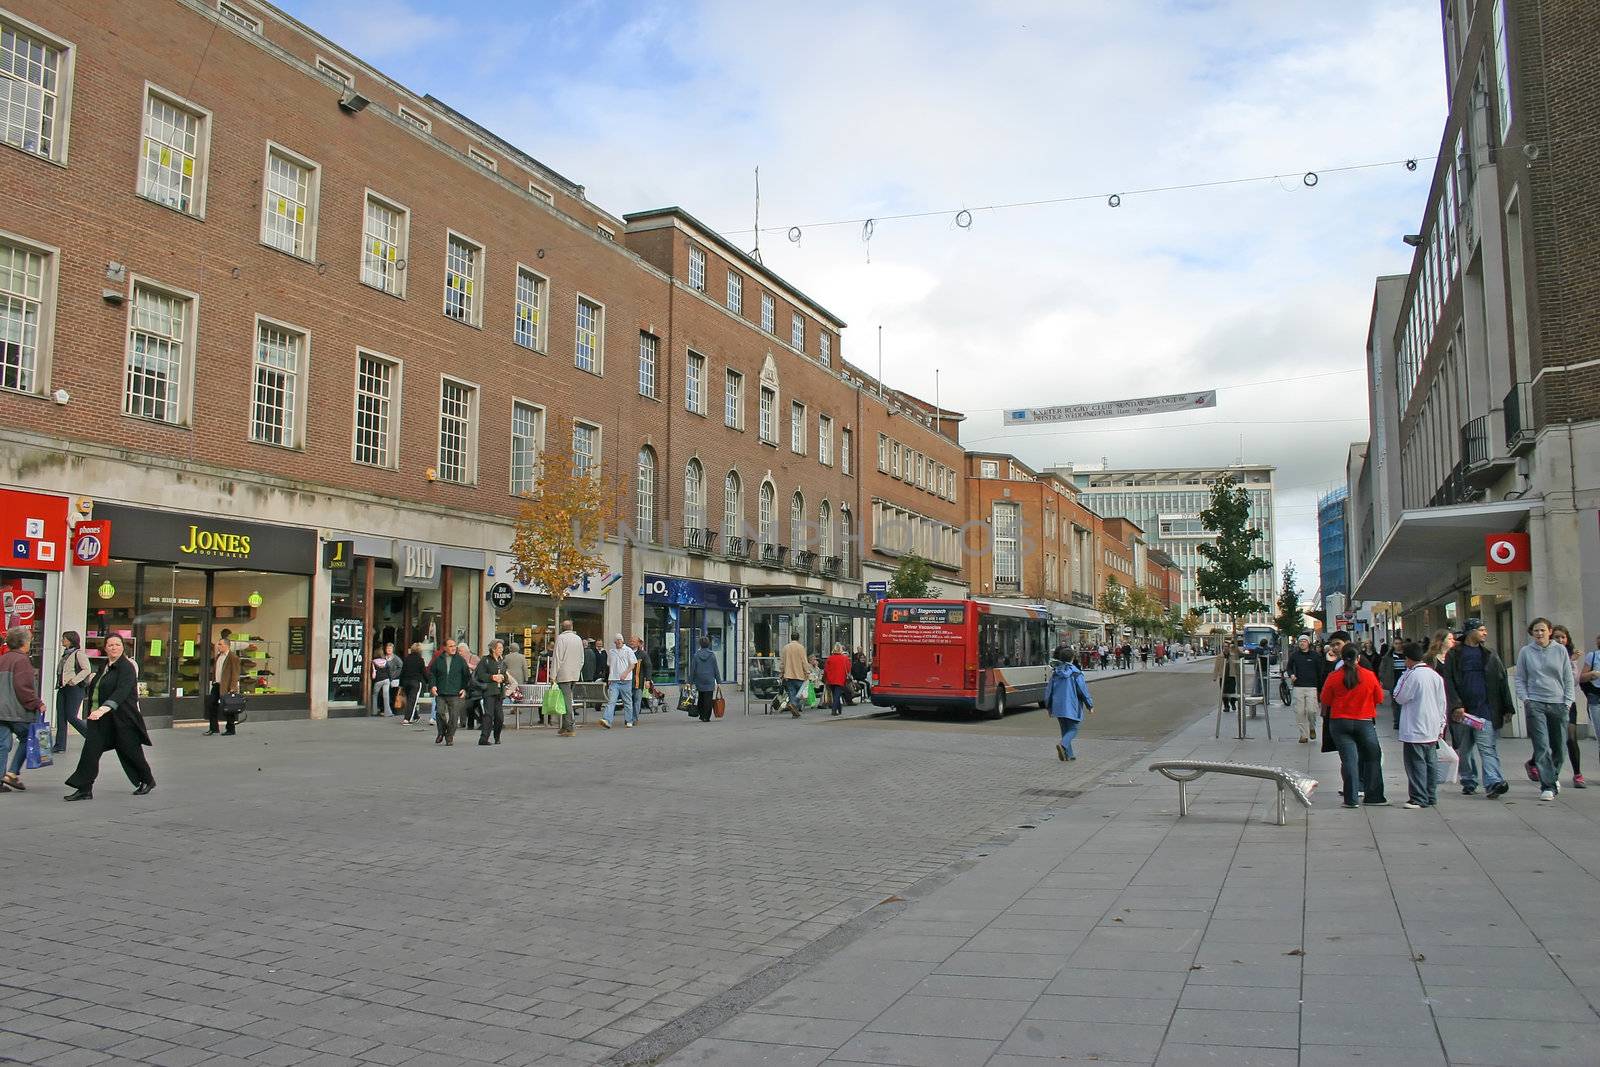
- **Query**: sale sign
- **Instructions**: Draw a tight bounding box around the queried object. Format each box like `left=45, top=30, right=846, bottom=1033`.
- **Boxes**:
left=1485, top=532, right=1531, bottom=572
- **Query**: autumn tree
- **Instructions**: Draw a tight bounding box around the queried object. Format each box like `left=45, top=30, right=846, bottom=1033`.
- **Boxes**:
left=508, top=444, right=612, bottom=632
left=1098, top=575, right=1127, bottom=640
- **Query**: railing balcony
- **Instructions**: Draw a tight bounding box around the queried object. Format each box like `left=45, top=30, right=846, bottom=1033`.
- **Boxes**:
left=760, top=542, right=787, bottom=565
left=684, top=527, right=718, bottom=554
left=724, top=535, right=750, bottom=559
left=794, top=549, right=817, bottom=572
left=994, top=576, right=1021, bottom=593
left=1504, top=381, right=1535, bottom=456
left=820, top=555, right=842, bottom=577
left=1429, top=460, right=1484, bottom=508
left=1070, top=590, right=1094, bottom=608
left=1461, top=416, right=1491, bottom=470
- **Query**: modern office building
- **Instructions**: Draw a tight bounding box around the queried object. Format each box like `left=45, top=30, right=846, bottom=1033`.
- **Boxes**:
left=1317, top=486, right=1349, bottom=608
left=1059, top=464, right=1277, bottom=630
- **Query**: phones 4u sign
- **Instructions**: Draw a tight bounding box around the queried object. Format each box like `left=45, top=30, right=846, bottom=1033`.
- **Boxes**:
left=329, top=617, right=366, bottom=702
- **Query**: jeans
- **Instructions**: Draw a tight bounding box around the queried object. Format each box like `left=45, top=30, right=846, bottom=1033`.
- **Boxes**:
left=372, top=679, right=392, bottom=716
left=55, top=683, right=85, bottom=752
left=1056, top=715, right=1080, bottom=757
left=829, top=684, right=846, bottom=714
left=784, top=678, right=804, bottom=708
left=1525, top=699, right=1567, bottom=789
left=1454, top=712, right=1505, bottom=790
left=1329, top=717, right=1386, bottom=804
left=1403, top=741, right=1439, bottom=805
left=633, top=681, right=645, bottom=721
left=1291, top=688, right=1319, bottom=741
left=0, top=721, right=28, bottom=776
left=603, top=680, right=634, bottom=725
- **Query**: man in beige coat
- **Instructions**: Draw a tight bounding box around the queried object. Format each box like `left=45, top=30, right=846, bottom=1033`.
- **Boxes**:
left=551, top=619, right=584, bottom=737
left=780, top=632, right=808, bottom=717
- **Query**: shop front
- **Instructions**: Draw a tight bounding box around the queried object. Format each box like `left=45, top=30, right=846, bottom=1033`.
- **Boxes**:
left=486, top=554, right=613, bottom=677
left=748, top=593, right=874, bottom=661
left=0, top=487, right=70, bottom=693
left=86, top=504, right=317, bottom=723
left=641, top=574, right=740, bottom=686
left=325, top=536, right=485, bottom=709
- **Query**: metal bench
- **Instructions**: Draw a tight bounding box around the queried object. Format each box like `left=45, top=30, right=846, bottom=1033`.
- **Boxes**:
left=1149, top=760, right=1319, bottom=826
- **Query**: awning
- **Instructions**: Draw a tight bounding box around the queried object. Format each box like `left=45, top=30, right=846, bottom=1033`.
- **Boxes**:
left=1351, top=498, right=1538, bottom=605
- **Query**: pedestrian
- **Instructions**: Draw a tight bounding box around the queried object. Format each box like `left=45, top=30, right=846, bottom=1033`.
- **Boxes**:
left=1582, top=633, right=1600, bottom=765
left=1044, top=645, right=1093, bottom=761
left=1551, top=625, right=1585, bottom=788
left=630, top=637, right=653, bottom=720
left=552, top=620, right=583, bottom=737
left=1285, top=634, right=1324, bottom=744
left=1213, top=641, right=1241, bottom=712
left=779, top=631, right=807, bottom=717
left=582, top=638, right=599, bottom=683
left=824, top=643, right=852, bottom=716
left=1320, top=644, right=1388, bottom=808
left=594, top=640, right=609, bottom=684
left=0, top=626, right=45, bottom=792
left=1378, top=641, right=1401, bottom=730
left=1443, top=617, right=1515, bottom=798
left=475, top=640, right=507, bottom=745
left=398, top=641, right=429, bottom=725
left=457, top=642, right=481, bottom=731
left=598, top=634, right=635, bottom=729
left=53, top=630, right=92, bottom=753
left=689, top=636, right=720, bottom=721
left=62, top=634, right=155, bottom=800
left=371, top=641, right=400, bottom=716
left=1515, top=618, right=1575, bottom=801
left=429, top=637, right=468, bottom=746
left=502, top=641, right=528, bottom=687
left=204, top=637, right=242, bottom=736
left=1318, top=630, right=1350, bottom=752
left=850, top=646, right=870, bottom=702
left=1395, top=640, right=1446, bottom=809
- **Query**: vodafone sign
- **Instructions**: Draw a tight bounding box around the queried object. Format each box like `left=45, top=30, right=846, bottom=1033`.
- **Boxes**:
left=1485, top=532, right=1531, bottom=573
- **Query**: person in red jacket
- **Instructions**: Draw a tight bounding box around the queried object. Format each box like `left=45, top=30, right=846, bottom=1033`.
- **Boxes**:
left=823, top=644, right=853, bottom=717
left=1320, top=644, right=1389, bottom=808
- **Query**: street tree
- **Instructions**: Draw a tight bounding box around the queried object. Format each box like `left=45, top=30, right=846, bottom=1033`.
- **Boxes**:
left=1182, top=608, right=1204, bottom=640
left=1098, top=575, right=1127, bottom=640
left=1274, top=562, right=1306, bottom=640
left=508, top=445, right=612, bottom=633
left=1125, top=585, right=1157, bottom=639
left=1195, top=473, right=1271, bottom=635
left=889, top=554, right=933, bottom=598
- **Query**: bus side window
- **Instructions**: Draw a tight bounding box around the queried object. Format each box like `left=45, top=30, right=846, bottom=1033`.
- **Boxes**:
left=979, top=617, right=1000, bottom=669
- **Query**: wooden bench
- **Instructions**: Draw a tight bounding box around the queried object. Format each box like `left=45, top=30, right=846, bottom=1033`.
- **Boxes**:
left=1149, top=760, right=1319, bottom=826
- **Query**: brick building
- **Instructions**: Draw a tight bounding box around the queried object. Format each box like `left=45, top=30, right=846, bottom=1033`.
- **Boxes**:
left=0, top=0, right=966, bottom=723
left=1348, top=0, right=1600, bottom=651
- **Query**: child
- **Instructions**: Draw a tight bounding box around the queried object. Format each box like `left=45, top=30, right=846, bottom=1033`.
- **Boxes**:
left=1045, top=646, right=1094, bottom=761
left=1394, top=640, right=1447, bottom=808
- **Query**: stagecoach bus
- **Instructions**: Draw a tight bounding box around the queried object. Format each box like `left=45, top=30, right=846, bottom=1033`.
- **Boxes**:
left=871, top=598, right=1057, bottom=719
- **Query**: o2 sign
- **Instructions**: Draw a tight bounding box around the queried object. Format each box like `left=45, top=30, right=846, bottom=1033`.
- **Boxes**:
left=1485, top=532, right=1530, bottom=572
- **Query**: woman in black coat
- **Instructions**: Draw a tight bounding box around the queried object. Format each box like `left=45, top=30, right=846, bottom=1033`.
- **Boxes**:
left=64, top=635, right=155, bottom=800
left=397, top=642, right=430, bottom=725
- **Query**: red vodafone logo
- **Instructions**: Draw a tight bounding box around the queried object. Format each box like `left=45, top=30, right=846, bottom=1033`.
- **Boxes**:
left=1485, top=532, right=1531, bottom=572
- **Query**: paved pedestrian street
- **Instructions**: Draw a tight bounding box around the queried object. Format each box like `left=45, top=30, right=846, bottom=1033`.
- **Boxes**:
left=0, top=665, right=1197, bottom=1067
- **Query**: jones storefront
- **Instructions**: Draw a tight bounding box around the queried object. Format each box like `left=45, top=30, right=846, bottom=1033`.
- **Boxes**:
left=85, top=504, right=316, bottom=723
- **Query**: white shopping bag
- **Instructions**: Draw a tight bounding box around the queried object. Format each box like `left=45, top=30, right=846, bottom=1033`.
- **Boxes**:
left=1437, top=739, right=1461, bottom=785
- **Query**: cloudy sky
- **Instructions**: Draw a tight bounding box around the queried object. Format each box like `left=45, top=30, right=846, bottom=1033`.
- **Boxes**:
left=282, top=0, right=1445, bottom=601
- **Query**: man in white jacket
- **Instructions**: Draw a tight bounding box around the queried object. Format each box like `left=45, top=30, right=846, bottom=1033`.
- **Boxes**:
left=1395, top=640, right=1447, bottom=809
left=551, top=620, right=585, bottom=737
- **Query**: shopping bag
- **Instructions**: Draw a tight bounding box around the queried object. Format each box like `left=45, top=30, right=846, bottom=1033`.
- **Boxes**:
left=541, top=684, right=567, bottom=719
left=25, top=717, right=53, bottom=768
left=394, top=689, right=408, bottom=711
left=713, top=688, right=726, bottom=718
left=804, top=680, right=817, bottom=707
left=1437, top=738, right=1461, bottom=785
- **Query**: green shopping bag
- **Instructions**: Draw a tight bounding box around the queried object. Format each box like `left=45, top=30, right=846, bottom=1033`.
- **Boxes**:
left=541, top=684, right=567, bottom=719
left=804, top=680, right=817, bottom=707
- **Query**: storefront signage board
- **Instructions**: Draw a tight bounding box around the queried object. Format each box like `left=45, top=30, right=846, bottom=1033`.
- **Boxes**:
left=0, top=488, right=68, bottom=572
left=392, top=540, right=440, bottom=588
left=329, top=617, right=365, bottom=698
left=72, top=520, right=111, bottom=566
left=93, top=504, right=316, bottom=573
left=488, top=582, right=514, bottom=609
left=641, top=574, right=741, bottom=611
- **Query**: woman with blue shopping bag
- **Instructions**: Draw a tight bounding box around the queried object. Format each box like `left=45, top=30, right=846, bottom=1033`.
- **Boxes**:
left=0, top=625, right=47, bottom=791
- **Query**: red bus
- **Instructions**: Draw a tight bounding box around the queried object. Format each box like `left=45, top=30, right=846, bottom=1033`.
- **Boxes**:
left=871, top=598, right=1057, bottom=718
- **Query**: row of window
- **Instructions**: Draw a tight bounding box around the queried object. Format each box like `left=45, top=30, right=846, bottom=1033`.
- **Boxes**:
left=687, top=244, right=834, bottom=366
left=667, top=457, right=853, bottom=561
left=878, top=433, right=958, bottom=503
left=870, top=501, right=961, bottom=569
left=666, top=350, right=854, bottom=474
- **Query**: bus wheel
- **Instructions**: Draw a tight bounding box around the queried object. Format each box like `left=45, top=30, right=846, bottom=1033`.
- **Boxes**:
left=990, top=687, right=1007, bottom=720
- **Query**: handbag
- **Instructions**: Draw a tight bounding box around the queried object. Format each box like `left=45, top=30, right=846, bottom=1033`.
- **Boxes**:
left=221, top=693, right=247, bottom=723
left=713, top=688, right=726, bottom=719
left=394, top=689, right=408, bottom=711
left=25, top=714, right=52, bottom=769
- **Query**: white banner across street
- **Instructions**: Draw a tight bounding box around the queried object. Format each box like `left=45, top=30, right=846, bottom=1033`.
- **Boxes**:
left=1002, top=389, right=1218, bottom=426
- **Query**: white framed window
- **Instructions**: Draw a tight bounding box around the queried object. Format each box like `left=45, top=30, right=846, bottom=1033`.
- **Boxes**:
left=761, top=292, right=775, bottom=332
left=443, top=231, right=483, bottom=326
left=759, top=386, right=776, bottom=443
left=790, top=400, right=806, bottom=454
left=818, top=414, right=833, bottom=466
left=250, top=316, right=307, bottom=448
left=514, top=266, right=546, bottom=351
left=877, top=433, right=888, bottom=471
left=638, top=331, right=658, bottom=398
left=726, top=271, right=742, bottom=314
left=528, top=181, right=553, bottom=204
left=790, top=491, right=806, bottom=548
left=839, top=507, right=851, bottom=572
left=0, top=12, right=73, bottom=163
left=510, top=400, right=543, bottom=495
left=437, top=376, right=478, bottom=484
left=123, top=279, right=195, bottom=424
left=891, top=442, right=901, bottom=477
left=819, top=332, right=831, bottom=365
left=724, top=369, right=743, bottom=429
left=915, top=452, right=925, bottom=487
left=686, top=350, right=706, bottom=414
left=217, top=2, right=261, bottom=33
left=575, top=295, right=603, bottom=373
left=790, top=312, right=804, bottom=350
left=688, top=245, right=705, bottom=291
left=1492, top=0, right=1513, bottom=142
left=315, top=55, right=353, bottom=87
left=841, top=428, right=852, bottom=476
left=468, top=146, right=496, bottom=171
left=758, top=481, right=775, bottom=544
left=353, top=350, right=399, bottom=468
left=819, top=500, right=832, bottom=557
left=397, top=104, right=431, bottom=132
left=980, top=459, right=999, bottom=478
left=568, top=421, right=600, bottom=480
left=684, top=458, right=705, bottom=530
left=260, top=143, right=319, bottom=259
left=361, top=191, right=408, bottom=296
left=636, top=447, right=657, bottom=544
left=722, top=470, right=742, bottom=544
left=138, top=84, right=208, bottom=216
left=0, top=233, right=57, bottom=395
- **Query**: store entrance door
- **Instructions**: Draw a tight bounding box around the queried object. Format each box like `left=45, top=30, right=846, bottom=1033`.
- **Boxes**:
left=138, top=608, right=210, bottom=720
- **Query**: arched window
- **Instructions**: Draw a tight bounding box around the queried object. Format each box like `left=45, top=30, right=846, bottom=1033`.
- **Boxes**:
left=759, top=481, right=776, bottom=544
left=839, top=506, right=852, bottom=573
left=635, top=447, right=656, bottom=544
left=790, top=491, right=806, bottom=549
left=722, top=470, right=742, bottom=544
left=818, top=500, right=833, bottom=556
left=684, top=458, right=705, bottom=531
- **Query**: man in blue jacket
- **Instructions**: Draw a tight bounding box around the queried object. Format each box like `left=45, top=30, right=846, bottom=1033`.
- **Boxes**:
left=1045, top=646, right=1094, bottom=762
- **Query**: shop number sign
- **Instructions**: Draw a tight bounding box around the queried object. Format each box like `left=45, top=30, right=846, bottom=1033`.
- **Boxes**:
left=329, top=617, right=365, bottom=695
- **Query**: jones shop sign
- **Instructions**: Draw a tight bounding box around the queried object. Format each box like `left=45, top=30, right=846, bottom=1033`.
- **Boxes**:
left=92, top=504, right=317, bottom=573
